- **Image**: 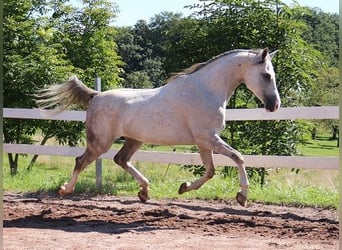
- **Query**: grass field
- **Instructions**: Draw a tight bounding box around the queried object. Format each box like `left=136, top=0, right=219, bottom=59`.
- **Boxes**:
left=297, top=135, right=339, bottom=157
left=3, top=134, right=339, bottom=208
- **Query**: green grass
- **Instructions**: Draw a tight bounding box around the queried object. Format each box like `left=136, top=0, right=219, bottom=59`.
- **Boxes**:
left=3, top=135, right=339, bottom=208
left=298, top=135, right=339, bottom=157
left=249, top=168, right=338, bottom=208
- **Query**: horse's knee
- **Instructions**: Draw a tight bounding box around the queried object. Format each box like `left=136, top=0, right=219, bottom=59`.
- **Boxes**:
left=231, top=151, right=244, bottom=165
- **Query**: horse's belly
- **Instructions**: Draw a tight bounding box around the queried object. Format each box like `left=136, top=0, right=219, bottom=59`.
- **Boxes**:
left=140, top=131, right=195, bottom=146
left=122, top=117, right=195, bottom=145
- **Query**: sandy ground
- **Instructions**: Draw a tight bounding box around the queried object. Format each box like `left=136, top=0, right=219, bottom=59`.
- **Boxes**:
left=3, top=192, right=339, bottom=249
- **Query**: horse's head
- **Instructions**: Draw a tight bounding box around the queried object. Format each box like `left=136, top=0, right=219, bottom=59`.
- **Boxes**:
left=244, top=48, right=280, bottom=112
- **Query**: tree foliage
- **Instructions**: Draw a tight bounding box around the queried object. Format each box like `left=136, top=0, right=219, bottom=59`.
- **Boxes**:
left=3, top=0, right=122, bottom=174
left=116, top=19, right=167, bottom=88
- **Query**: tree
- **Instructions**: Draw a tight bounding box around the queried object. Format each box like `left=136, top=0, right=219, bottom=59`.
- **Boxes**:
left=295, top=8, right=339, bottom=142
left=298, top=8, right=339, bottom=67
left=122, top=71, right=153, bottom=89
left=116, top=20, right=166, bottom=88
left=4, top=0, right=75, bottom=174
left=3, top=0, right=123, bottom=174
left=57, top=0, right=123, bottom=89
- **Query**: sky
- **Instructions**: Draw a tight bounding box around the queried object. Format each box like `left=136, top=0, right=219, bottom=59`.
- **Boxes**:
left=113, top=0, right=339, bottom=27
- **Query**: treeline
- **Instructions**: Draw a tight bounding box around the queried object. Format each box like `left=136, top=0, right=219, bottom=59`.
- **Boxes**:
left=3, top=0, right=338, bottom=175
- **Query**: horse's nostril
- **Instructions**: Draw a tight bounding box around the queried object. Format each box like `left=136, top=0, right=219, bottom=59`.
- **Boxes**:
left=265, top=102, right=279, bottom=112
left=275, top=102, right=280, bottom=111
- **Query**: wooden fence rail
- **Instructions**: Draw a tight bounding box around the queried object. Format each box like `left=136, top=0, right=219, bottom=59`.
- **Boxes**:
left=3, top=106, right=339, bottom=121
left=3, top=106, right=339, bottom=171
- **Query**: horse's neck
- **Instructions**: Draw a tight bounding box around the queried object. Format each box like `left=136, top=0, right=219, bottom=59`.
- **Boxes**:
left=191, top=54, right=248, bottom=102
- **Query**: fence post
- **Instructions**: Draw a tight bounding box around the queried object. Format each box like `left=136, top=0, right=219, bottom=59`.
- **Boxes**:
left=95, top=76, right=102, bottom=190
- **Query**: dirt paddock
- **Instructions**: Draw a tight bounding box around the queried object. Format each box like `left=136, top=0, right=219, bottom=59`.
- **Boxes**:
left=3, top=192, right=339, bottom=249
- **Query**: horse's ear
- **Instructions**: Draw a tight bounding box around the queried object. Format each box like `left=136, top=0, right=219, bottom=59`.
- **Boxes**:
left=261, top=48, right=269, bottom=61
left=258, top=48, right=269, bottom=63
left=269, top=50, right=279, bottom=60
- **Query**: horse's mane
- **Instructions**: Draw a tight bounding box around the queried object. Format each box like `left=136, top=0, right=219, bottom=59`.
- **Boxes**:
left=167, top=49, right=261, bottom=82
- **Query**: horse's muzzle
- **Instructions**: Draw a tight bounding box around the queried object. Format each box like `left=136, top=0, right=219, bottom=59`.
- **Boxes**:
left=265, top=96, right=280, bottom=112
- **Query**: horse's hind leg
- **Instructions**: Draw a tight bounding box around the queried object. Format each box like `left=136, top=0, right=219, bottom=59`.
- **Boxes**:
left=114, top=138, right=149, bottom=203
left=59, top=123, right=113, bottom=196
left=59, top=148, right=100, bottom=196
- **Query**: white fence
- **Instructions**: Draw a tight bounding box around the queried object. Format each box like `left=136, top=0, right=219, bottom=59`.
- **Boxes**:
left=3, top=106, right=339, bottom=171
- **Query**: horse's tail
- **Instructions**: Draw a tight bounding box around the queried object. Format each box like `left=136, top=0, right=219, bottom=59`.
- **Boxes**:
left=35, top=76, right=98, bottom=115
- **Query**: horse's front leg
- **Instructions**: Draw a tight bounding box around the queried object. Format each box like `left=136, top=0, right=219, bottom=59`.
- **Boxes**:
left=209, top=134, right=249, bottom=206
left=114, top=138, right=150, bottom=202
left=178, top=147, right=215, bottom=194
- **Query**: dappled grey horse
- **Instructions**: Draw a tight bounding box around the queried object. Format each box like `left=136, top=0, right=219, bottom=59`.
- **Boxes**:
left=36, top=48, right=280, bottom=206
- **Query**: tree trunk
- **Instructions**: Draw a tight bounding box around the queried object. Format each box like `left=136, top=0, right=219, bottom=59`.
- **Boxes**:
left=332, top=126, right=338, bottom=140
left=311, top=127, right=316, bottom=140
left=8, top=153, right=19, bottom=175
left=27, top=134, right=52, bottom=171
left=260, top=168, right=266, bottom=187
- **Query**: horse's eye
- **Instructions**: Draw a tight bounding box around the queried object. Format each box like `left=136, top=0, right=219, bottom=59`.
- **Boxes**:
left=263, top=73, right=271, bottom=80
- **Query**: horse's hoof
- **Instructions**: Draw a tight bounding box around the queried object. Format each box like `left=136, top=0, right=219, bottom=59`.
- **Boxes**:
left=236, top=191, right=247, bottom=207
left=138, top=190, right=149, bottom=203
left=58, top=187, right=66, bottom=196
left=178, top=182, right=190, bottom=195
left=58, top=183, right=70, bottom=197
